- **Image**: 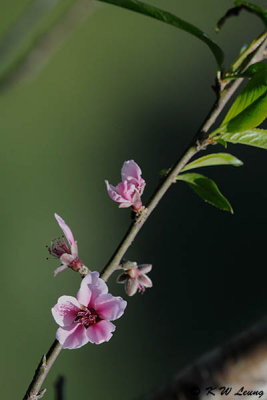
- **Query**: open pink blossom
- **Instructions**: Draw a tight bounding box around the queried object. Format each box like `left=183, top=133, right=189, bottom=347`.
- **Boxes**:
left=52, top=272, right=127, bottom=348
left=105, top=160, right=145, bottom=211
left=117, top=262, right=152, bottom=296
left=48, top=213, right=84, bottom=276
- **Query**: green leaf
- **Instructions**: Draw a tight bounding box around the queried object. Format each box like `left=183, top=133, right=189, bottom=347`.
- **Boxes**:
left=234, top=0, right=267, bottom=27
left=222, top=70, right=267, bottom=126
left=98, top=0, right=224, bottom=69
left=224, top=92, right=267, bottom=132
left=224, top=62, right=267, bottom=81
left=221, top=129, right=267, bottom=149
left=177, top=173, right=233, bottom=213
left=181, top=153, right=243, bottom=172
left=242, top=62, right=267, bottom=77
left=216, top=138, right=227, bottom=148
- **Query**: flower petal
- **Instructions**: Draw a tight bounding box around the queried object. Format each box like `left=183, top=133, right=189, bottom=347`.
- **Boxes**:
left=121, top=160, right=142, bottom=183
left=54, top=264, right=68, bottom=277
left=95, top=294, right=127, bottom=321
left=126, top=279, right=139, bottom=296
left=87, top=320, right=116, bottom=344
left=52, top=296, right=81, bottom=327
left=138, top=264, right=152, bottom=274
left=77, top=271, right=108, bottom=307
left=105, top=180, right=131, bottom=204
left=60, top=253, right=74, bottom=265
left=54, top=213, right=75, bottom=246
left=71, top=241, right=78, bottom=258
left=77, top=280, right=92, bottom=307
left=138, top=274, right=152, bottom=288
left=56, top=324, right=89, bottom=349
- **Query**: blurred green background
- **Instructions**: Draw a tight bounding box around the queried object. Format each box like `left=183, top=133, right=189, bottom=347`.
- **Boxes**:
left=0, top=0, right=266, bottom=399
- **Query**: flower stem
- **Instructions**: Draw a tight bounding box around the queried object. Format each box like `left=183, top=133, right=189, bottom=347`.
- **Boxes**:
left=22, top=32, right=267, bottom=400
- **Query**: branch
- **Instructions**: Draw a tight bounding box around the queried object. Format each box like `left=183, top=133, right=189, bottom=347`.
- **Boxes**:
left=139, top=315, right=267, bottom=400
left=100, top=32, right=267, bottom=282
left=22, top=30, right=267, bottom=400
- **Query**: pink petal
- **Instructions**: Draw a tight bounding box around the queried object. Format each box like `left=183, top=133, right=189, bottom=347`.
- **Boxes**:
left=132, top=192, right=143, bottom=211
left=87, top=320, right=116, bottom=344
left=56, top=324, right=89, bottom=349
left=138, top=264, right=152, bottom=274
left=105, top=181, right=131, bottom=204
left=71, top=241, right=78, bottom=258
left=116, top=181, right=135, bottom=202
left=126, top=279, right=139, bottom=296
left=77, top=280, right=92, bottom=307
left=95, top=294, right=127, bottom=321
left=138, top=274, right=152, bottom=288
left=77, top=271, right=108, bottom=307
left=60, top=253, right=74, bottom=265
left=52, top=296, right=81, bottom=327
left=121, top=160, right=142, bottom=184
left=54, top=264, right=68, bottom=277
left=54, top=213, right=75, bottom=246
left=118, top=202, right=132, bottom=208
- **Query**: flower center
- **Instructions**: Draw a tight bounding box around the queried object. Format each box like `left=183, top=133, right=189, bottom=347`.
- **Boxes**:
left=48, top=238, right=71, bottom=259
left=75, top=307, right=100, bottom=328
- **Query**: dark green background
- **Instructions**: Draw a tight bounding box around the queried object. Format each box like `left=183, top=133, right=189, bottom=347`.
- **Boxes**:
left=0, top=0, right=266, bottom=399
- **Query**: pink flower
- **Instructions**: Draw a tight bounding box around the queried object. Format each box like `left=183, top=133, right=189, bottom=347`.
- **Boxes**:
left=117, top=262, right=152, bottom=296
left=52, top=272, right=127, bottom=348
left=48, top=213, right=84, bottom=276
left=105, top=160, right=145, bottom=211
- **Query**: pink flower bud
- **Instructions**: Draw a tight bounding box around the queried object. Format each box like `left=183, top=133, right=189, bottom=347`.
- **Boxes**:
left=117, top=262, right=152, bottom=296
left=105, top=160, right=145, bottom=211
left=51, top=272, right=127, bottom=348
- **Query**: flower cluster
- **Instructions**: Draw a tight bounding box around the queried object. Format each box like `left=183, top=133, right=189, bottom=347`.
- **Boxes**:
left=105, top=160, right=145, bottom=211
left=52, top=272, right=127, bottom=348
left=49, top=160, right=152, bottom=349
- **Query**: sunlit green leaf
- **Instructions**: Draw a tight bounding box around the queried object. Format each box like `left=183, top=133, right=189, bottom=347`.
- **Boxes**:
left=177, top=173, right=233, bottom=213
left=98, top=0, right=224, bottom=69
left=222, top=70, right=267, bottom=126
left=221, top=129, right=267, bottom=149
left=181, top=153, right=243, bottom=172
left=224, top=92, right=267, bottom=132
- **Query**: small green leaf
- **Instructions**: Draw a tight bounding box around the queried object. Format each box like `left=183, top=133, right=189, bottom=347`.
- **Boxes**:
left=222, top=70, right=267, bottom=126
left=181, top=153, right=243, bottom=172
left=98, top=0, right=224, bottom=69
left=224, top=62, right=267, bottom=81
left=177, top=173, right=233, bottom=213
left=221, top=129, right=267, bottom=149
left=216, top=138, right=227, bottom=148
